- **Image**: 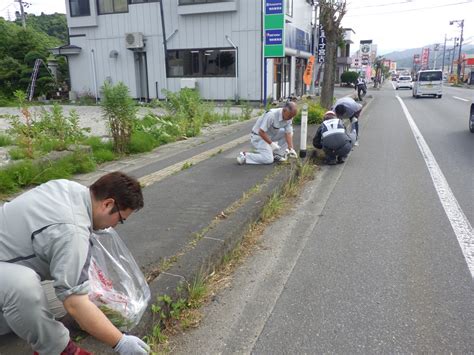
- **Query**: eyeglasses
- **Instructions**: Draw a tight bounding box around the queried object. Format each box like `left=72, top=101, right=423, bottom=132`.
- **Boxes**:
left=115, top=201, right=125, bottom=225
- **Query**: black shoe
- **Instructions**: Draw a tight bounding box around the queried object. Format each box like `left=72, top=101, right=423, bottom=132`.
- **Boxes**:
left=337, top=157, right=345, bottom=164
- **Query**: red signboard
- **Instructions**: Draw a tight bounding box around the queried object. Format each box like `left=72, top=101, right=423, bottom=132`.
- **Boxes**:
left=421, top=48, right=430, bottom=69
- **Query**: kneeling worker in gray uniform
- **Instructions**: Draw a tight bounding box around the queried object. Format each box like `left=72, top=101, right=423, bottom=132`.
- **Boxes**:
left=313, top=110, right=357, bottom=165
left=237, top=101, right=298, bottom=165
left=0, top=172, right=149, bottom=354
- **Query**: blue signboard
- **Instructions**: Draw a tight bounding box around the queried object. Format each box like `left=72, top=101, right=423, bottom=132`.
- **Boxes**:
left=265, top=29, right=283, bottom=45
left=317, top=24, right=326, bottom=63
left=266, top=0, right=284, bottom=15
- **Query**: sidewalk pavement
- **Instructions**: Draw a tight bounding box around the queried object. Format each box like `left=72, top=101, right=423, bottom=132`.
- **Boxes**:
left=0, top=92, right=363, bottom=354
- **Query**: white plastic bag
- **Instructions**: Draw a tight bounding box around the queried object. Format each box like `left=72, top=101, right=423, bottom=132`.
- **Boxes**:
left=88, top=228, right=150, bottom=331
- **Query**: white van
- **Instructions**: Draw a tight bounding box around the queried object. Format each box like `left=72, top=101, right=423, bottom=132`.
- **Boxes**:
left=412, top=70, right=443, bottom=98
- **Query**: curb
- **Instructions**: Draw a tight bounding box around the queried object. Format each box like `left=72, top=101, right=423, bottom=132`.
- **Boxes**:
left=79, top=160, right=297, bottom=353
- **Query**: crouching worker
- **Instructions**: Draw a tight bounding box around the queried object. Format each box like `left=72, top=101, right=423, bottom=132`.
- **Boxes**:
left=237, top=101, right=298, bottom=165
left=0, top=172, right=150, bottom=355
left=313, top=111, right=357, bottom=165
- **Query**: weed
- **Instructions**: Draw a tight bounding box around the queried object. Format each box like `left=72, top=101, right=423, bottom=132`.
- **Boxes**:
left=101, top=82, right=137, bottom=154
left=128, top=131, right=156, bottom=153
left=187, top=274, right=207, bottom=309
left=210, top=148, right=223, bottom=157
left=240, top=101, right=253, bottom=121
left=0, top=134, right=12, bottom=147
left=181, top=161, right=193, bottom=170
left=260, top=191, right=284, bottom=222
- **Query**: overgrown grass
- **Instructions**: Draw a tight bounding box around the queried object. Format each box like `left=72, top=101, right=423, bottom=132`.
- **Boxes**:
left=0, top=88, right=257, bottom=197
left=0, top=151, right=96, bottom=196
left=0, top=134, right=12, bottom=147
left=146, top=160, right=316, bottom=353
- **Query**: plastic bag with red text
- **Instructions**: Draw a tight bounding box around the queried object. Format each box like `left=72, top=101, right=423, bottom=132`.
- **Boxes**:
left=88, top=228, right=150, bottom=331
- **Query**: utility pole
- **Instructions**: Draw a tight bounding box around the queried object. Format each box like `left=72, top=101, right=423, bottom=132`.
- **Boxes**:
left=450, top=38, right=458, bottom=75
left=433, top=44, right=440, bottom=69
left=15, top=0, right=26, bottom=28
left=450, top=19, right=464, bottom=82
left=441, top=35, right=450, bottom=74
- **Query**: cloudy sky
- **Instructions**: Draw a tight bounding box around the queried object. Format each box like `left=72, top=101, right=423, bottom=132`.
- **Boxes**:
left=1, top=0, right=472, bottom=54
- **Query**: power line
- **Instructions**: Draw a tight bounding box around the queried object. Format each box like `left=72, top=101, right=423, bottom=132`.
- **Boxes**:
left=348, top=0, right=415, bottom=10
left=346, top=0, right=472, bottom=16
left=0, top=1, right=16, bottom=13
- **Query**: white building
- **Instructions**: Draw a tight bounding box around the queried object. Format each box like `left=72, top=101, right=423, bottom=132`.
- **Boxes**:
left=54, top=0, right=315, bottom=102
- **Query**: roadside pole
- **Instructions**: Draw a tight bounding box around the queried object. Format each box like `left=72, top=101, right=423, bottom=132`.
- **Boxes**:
left=299, top=104, right=308, bottom=158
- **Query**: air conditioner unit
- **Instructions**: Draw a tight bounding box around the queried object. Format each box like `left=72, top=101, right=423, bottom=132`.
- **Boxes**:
left=125, top=32, right=144, bottom=49
left=181, top=78, right=197, bottom=89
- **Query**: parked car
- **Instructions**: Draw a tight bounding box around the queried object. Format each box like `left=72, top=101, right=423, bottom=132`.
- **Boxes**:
left=396, top=75, right=412, bottom=90
left=469, top=102, right=474, bottom=133
left=413, top=70, right=443, bottom=98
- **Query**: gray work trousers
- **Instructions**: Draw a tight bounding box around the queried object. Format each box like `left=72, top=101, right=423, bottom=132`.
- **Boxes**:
left=245, top=130, right=289, bottom=165
left=0, top=262, right=69, bottom=355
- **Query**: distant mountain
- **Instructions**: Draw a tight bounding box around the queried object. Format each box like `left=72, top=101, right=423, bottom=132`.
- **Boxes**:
left=382, top=44, right=474, bottom=70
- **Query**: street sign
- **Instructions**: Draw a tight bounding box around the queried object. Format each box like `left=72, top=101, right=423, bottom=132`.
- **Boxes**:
left=264, top=0, right=285, bottom=58
left=317, top=24, right=326, bottom=63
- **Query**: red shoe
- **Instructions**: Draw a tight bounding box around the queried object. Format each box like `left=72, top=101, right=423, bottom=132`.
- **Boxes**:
left=33, top=339, right=92, bottom=355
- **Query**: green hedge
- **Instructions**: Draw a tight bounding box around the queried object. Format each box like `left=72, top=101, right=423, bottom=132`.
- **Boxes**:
left=293, top=101, right=326, bottom=125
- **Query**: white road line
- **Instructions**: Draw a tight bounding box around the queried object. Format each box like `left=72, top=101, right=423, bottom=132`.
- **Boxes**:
left=396, top=96, right=474, bottom=278
left=453, top=96, right=469, bottom=102
left=391, top=81, right=396, bottom=90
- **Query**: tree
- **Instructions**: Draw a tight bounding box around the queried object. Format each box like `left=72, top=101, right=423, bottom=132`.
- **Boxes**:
left=0, top=16, right=65, bottom=99
left=372, top=56, right=387, bottom=88
left=319, top=0, right=347, bottom=109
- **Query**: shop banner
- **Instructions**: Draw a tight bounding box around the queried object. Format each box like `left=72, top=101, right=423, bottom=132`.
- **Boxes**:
left=303, top=56, right=315, bottom=85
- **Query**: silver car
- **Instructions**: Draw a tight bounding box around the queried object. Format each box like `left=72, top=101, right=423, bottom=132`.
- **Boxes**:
left=396, top=76, right=413, bottom=90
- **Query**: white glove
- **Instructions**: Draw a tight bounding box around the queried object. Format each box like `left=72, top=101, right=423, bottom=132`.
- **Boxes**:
left=351, top=117, right=358, bottom=123
left=114, top=334, right=150, bottom=355
left=270, top=142, right=281, bottom=151
left=287, top=148, right=298, bottom=158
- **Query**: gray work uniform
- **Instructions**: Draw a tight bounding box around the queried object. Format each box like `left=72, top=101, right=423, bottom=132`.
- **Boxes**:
left=313, top=118, right=357, bottom=161
left=332, top=97, right=362, bottom=119
left=245, top=108, right=293, bottom=164
left=0, top=179, right=92, bottom=355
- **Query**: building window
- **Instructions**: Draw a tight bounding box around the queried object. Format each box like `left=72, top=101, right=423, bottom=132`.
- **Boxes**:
left=97, top=0, right=128, bottom=14
left=69, top=0, right=90, bottom=16
left=129, top=0, right=158, bottom=3
left=167, top=48, right=236, bottom=77
left=286, top=0, right=293, bottom=17
left=178, top=0, right=232, bottom=4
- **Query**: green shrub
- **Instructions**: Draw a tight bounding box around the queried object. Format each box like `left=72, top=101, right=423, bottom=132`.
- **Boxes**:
left=293, top=101, right=325, bottom=125
left=341, top=71, right=359, bottom=85
left=128, top=131, right=155, bottom=153
left=0, top=95, right=16, bottom=107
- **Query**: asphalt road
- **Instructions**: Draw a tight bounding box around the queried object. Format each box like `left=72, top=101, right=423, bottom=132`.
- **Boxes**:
left=171, top=82, right=474, bottom=354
